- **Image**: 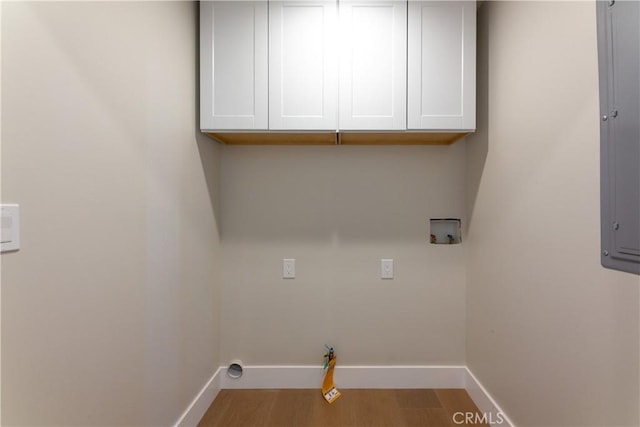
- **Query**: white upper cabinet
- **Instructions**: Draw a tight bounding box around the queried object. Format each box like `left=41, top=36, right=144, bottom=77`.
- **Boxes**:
left=269, top=1, right=338, bottom=130
left=407, top=1, right=476, bottom=130
left=200, top=1, right=268, bottom=130
left=338, top=0, right=407, bottom=130
left=200, top=0, right=476, bottom=137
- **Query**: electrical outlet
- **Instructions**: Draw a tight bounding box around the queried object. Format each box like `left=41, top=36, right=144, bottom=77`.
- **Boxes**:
left=381, top=259, right=393, bottom=279
left=283, top=259, right=295, bottom=279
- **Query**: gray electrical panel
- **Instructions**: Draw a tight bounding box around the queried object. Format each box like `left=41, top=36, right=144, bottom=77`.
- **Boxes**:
left=597, top=0, right=640, bottom=275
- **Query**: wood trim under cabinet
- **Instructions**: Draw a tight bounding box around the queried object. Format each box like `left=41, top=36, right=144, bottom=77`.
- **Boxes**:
left=205, top=132, right=338, bottom=145
left=340, top=132, right=469, bottom=145
left=204, top=132, right=470, bottom=146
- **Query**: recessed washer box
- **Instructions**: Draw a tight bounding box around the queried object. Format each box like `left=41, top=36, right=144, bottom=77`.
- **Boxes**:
left=430, top=218, right=461, bottom=245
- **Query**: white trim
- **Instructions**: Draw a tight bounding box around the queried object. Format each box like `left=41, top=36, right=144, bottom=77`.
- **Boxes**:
left=220, top=365, right=467, bottom=389
left=336, top=365, right=466, bottom=389
left=178, top=365, right=514, bottom=427
left=220, top=365, right=323, bottom=389
left=464, top=367, right=515, bottom=427
left=174, top=367, right=222, bottom=427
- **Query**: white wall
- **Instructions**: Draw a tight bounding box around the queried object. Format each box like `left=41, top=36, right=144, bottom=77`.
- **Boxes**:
left=1, top=2, right=222, bottom=425
left=466, top=2, right=640, bottom=426
left=220, top=144, right=467, bottom=365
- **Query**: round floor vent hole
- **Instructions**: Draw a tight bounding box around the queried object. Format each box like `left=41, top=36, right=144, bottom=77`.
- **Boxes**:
left=227, top=362, right=243, bottom=379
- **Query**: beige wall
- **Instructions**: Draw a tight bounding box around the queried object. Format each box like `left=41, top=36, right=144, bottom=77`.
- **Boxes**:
left=220, top=144, right=467, bottom=365
left=1, top=2, right=222, bottom=425
left=466, top=2, right=640, bottom=426
left=0, top=2, right=3, bottom=422
left=4, top=1, right=638, bottom=426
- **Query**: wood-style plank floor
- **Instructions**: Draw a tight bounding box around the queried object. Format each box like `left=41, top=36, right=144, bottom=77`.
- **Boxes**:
left=198, top=389, right=488, bottom=427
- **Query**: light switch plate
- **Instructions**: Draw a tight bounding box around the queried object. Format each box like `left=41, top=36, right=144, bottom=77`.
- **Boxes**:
left=381, top=259, right=393, bottom=279
left=1, top=204, right=20, bottom=252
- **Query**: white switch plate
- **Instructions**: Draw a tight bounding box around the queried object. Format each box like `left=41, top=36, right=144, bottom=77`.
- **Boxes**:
left=381, top=259, right=393, bottom=279
left=1, top=204, right=20, bottom=252
left=283, top=259, right=295, bottom=279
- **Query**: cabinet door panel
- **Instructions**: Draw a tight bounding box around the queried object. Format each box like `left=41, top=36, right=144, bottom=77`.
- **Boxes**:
left=339, top=0, right=407, bottom=130
left=269, top=1, right=338, bottom=130
left=200, top=1, right=268, bottom=130
left=408, top=1, right=475, bottom=130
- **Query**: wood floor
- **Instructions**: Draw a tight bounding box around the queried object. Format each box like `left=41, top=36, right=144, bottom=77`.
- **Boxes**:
left=198, top=389, right=488, bottom=427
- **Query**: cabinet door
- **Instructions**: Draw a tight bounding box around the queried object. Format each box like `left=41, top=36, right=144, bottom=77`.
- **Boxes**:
left=598, top=0, right=640, bottom=274
left=200, top=1, right=268, bottom=130
left=269, top=1, right=338, bottom=130
left=407, top=1, right=476, bottom=130
left=339, top=0, right=407, bottom=130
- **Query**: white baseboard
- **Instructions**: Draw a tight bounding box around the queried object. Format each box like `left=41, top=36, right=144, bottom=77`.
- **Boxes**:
left=464, top=367, right=514, bottom=427
left=178, top=365, right=513, bottom=427
left=174, top=367, right=222, bottom=427
left=220, top=365, right=323, bottom=389
left=220, top=365, right=467, bottom=389
left=336, top=365, right=467, bottom=389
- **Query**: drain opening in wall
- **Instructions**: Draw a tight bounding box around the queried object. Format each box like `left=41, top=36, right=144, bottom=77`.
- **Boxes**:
left=227, top=361, right=243, bottom=379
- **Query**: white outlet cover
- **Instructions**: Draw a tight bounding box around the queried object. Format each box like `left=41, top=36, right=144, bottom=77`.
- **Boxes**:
left=283, top=259, right=295, bottom=279
left=381, top=259, right=393, bottom=279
